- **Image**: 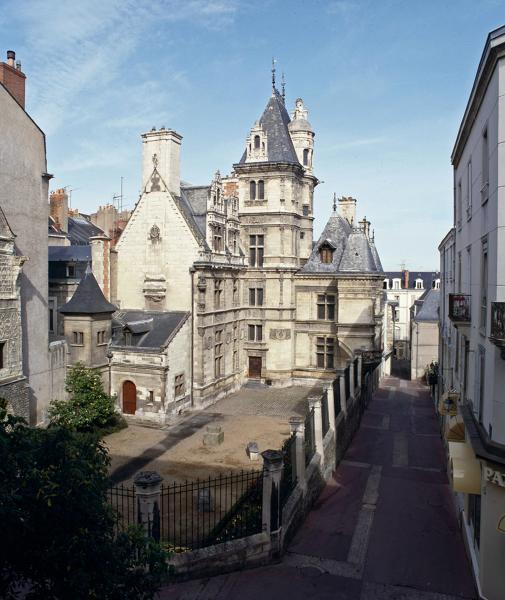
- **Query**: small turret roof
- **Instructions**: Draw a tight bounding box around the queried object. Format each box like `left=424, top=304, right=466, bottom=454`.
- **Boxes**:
left=59, top=265, right=116, bottom=315
left=238, top=89, right=300, bottom=165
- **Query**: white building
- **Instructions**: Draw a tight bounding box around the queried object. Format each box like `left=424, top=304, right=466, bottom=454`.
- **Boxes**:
left=383, top=270, right=439, bottom=361
left=439, top=25, right=505, bottom=600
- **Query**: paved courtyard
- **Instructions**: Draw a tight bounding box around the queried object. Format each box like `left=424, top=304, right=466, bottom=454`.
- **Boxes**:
left=159, top=376, right=477, bottom=600
left=106, top=384, right=322, bottom=485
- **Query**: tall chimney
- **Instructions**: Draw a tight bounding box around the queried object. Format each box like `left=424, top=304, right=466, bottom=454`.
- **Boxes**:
left=0, top=50, right=26, bottom=108
left=403, top=269, right=409, bottom=289
left=141, top=128, right=182, bottom=197
left=338, top=196, right=357, bottom=226
left=49, top=189, right=69, bottom=233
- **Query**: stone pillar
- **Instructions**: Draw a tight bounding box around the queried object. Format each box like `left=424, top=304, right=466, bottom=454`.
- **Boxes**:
left=349, top=362, right=355, bottom=399
left=308, top=396, right=324, bottom=458
left=134, top=471, right=163, bottom=542
left=289, top=416, right=306, bottom=492
left=339, top=375, right=348, bottom=415
left=261, top=450, right=284, bottom=536
left=326, top=385, right=336, bottom=431
left=357, top=355, right=363, bottom=388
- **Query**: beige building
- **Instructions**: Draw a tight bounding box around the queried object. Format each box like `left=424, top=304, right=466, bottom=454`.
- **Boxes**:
left=438, top=25, right=505, bottom=600
left=62, top=80, right=386, bottom=419
left=410, top=288, right=440, bottom=380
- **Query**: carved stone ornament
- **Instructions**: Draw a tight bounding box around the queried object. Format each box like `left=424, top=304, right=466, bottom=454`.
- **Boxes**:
left=206, top=337, right=212, bottom=350
left=149, top=224, right=161, bottom=241
left=269, top=328, right=291, bottom=340
left=150, top=171, right=161, bottom=192
left=226, top=332, right=232, bottom=344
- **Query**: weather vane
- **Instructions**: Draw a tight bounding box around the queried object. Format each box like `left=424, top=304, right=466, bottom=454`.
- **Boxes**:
left=271, top=57, right=276, bottom=91
left=281, top=71, right=286, bottom=102
left=333, top=193, right=337, bottom=212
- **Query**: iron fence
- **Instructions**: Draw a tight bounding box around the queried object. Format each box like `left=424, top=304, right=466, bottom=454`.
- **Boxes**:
left=107, top=483, right=136, bottom=532
left=321, top=389, right=330, bottom=436
left=304, top=407, right=316, bottom=466
left=107, top=470, right=263, bottom=552
left=160, top=470, right=263, bottom=551
left=280, top=433, right=297, bottom=507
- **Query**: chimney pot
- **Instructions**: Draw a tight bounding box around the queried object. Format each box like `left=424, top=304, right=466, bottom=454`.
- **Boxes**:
left=6, top=50, right=15, bottom=67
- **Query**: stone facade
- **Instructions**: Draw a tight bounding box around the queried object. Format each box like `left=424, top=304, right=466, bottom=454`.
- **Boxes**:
left=105, top=83, right=385, bottom=415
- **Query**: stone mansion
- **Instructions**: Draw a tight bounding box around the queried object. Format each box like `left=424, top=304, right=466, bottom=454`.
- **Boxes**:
left=57, top=82, right=386, bottom=419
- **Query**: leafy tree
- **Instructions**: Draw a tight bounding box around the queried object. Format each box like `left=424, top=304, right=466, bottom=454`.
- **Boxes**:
left=0, top=406, right=168, bottom=599
left=48, top=362, right=118, bottom=432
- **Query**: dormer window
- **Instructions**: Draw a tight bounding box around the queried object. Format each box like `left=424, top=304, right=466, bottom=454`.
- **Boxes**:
left=246, top=125, right=267, bottom=162
left=319, top=244, right=334, bottom=264
left=303, top=148, right=309, bottom=166
left=254, top=135, right=261, bottom=149
left=383, top=279, right=389, bottom=290
left=415, top=278, right=423, bottom=290
left=393, top=278, right=401, bottom=290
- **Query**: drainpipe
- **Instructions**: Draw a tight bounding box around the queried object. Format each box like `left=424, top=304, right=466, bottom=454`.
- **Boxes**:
left=415, top=322, right=419, bottom=380
left=190, top=267, right=195, bottom=408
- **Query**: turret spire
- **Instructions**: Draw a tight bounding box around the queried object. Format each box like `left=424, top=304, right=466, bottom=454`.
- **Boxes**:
left=333, top=193, right=337, bottom=212
left=271, top=57, right=276, bottom=93
left=281, top=71, right=286, bottom=103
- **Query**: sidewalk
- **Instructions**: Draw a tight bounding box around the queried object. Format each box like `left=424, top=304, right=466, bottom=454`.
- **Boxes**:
left=159, top=377, right=477, bottom=600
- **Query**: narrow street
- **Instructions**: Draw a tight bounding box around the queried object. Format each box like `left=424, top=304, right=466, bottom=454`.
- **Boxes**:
left=160, top=376, right=477, bottom=600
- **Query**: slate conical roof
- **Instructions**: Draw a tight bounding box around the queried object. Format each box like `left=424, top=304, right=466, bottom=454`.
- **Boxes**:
left=59, top=265, right=116, bottom=315
left=238, top=89, right=299, bottom=165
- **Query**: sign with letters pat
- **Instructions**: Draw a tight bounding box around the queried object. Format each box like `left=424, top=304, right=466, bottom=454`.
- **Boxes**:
left=484, top=466, right=505, bottom=488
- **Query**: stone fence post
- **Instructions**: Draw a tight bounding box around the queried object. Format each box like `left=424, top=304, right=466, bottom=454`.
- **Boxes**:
left=261, top=450, right=284, bottom=539
left=349, top=363, right=355, bottom=399
left=326, top=385, right=336, bottom=431
left=134, top=471, right=163, bottom=542
left=289, top=416, right=306, bottom=492
left=308, top=396, right=324, bottom=458
left=357, top=355, right=363, bottom=389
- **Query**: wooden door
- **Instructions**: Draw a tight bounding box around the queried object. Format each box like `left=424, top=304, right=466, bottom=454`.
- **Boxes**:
left=122, top=381, right=136, bottom=415
left=248, top=356, right=262, bottom=378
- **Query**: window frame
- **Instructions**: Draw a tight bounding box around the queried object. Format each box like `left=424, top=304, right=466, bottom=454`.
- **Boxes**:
left=248, top=324, right=263, bottom=342
left=249, top=235, right=264, bottom=267
left=316, top=336, right=335, bottom=369
left=316, top=294, right=335, bottom=320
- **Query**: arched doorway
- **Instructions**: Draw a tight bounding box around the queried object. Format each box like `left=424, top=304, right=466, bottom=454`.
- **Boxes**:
left=122, top=381, right=136, bottom=415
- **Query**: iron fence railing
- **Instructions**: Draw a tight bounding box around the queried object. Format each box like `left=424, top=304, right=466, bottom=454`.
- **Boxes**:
left=321, top=389, right=330, bottom=436
left=280, top=433, right=297, bottom=507
left=160, top=470, right=263, bottom=551
left=107, top=470, right=263, bottom=552
left=107, top=483, right=136, bottom=533
left=304, top=407, right=316, bottom=466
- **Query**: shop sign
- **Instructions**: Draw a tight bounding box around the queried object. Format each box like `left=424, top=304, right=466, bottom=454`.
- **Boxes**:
left=484, top=466, right=505, bottom=487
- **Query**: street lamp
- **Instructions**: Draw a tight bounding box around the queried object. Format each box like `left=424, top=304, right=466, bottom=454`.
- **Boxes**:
left=106, top=349, right=113, bottom=398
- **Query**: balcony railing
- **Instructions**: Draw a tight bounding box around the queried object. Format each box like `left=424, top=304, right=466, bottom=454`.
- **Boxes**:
left=490, top=302, right=505, bottom=350
left=448, top=294, right=471, bottom=323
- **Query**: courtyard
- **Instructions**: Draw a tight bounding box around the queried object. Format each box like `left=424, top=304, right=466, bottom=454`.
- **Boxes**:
left=105, top=383, right=324, bottom=485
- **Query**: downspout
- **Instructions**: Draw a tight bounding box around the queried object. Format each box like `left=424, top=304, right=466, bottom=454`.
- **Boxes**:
left=190, top=267, right=195, bottom=408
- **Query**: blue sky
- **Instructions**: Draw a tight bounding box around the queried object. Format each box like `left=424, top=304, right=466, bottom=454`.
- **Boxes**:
left=2, top=0, right=504, bottom=270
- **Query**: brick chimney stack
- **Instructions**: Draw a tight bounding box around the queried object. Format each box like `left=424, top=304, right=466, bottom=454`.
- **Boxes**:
left=50, top=189, right=69, bottom=233
left=403, top=269, right=409, bottom=289
left=0, top=50, right=26, bottom=108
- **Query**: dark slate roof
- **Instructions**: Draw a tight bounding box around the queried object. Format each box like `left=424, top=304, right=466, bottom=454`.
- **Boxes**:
left=238, top=89, right=299, bottom=165
left=111, top=310, right=189, bottom=349
left=68, top=215, right=105, bottom=245
left=384, top=271, right=440, bottom=290
left=299, top=212, right=383, bottom=275
left=48, top=245, right=91, bottom=262
left=180, top=185, right=209, bottom=242
left=414, top=288, right=440, bottom=322
left=59, top=265, right=116, bottom=314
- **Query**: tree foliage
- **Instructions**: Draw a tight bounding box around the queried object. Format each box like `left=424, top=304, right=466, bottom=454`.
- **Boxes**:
left=48, top=363, right=118, bottom=432
left=0, top=407, right=168, bottom=599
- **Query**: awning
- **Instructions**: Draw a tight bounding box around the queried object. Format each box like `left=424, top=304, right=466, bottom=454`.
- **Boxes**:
left=449, top=441, right=481, bottom=495
left=445, top=415, right=465, bottom=442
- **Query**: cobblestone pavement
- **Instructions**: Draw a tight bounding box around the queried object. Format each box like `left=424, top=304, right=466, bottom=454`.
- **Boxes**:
left=159, top=376, right=477, bottom=600
left=210, top=383, right=324, bottom=418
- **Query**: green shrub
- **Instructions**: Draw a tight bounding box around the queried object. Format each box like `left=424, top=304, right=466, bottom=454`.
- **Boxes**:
left=0, top=407, right=168, bottom=599
left=48, top=362, right=117, bottom=432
